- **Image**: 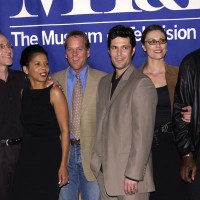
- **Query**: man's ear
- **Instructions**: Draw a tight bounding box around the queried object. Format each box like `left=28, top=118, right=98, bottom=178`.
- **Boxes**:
left=87, top=48, right=90, bottom=58
left=108, top=49, right=111, bottom=56
left=131, top=47, right=136, bottom=56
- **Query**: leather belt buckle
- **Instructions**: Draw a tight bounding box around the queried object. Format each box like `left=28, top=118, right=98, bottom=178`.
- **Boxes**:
left=70, top=139, right=80, bottom=145
left=0, top=138, right=22, bottom=146
left=161, top=122, right=173, bottom=134
left=6, top=139, right=9, bottom=146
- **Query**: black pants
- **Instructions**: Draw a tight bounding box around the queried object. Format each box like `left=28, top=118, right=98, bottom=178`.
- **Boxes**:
left=0, top=144, right=21, bottom=200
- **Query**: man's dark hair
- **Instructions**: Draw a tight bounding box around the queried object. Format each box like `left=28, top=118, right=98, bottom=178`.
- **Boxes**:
left=107, top=25, right=136, bottom=49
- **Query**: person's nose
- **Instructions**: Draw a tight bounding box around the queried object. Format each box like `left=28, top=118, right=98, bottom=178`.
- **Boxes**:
left=117, top=48, right=122, bottom=55
left=73, top=48, right=78, bottom=55
left=155, top=41, right=161, bottom=47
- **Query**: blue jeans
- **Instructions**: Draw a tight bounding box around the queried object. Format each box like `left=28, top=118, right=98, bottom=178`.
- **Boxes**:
left=59, top=144, right=100, bottom=200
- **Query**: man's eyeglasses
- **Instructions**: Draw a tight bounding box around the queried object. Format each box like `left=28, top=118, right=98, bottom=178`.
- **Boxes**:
left=145, top=38, right=167, bottom=45
left=0, top=43, right=13, bottom=50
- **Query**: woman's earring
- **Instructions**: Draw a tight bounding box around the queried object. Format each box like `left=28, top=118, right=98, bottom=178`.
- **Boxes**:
left=25, top=74, right=29, bottom=81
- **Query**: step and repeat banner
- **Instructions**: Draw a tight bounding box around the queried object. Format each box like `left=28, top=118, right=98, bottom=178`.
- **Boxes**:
left=0, top=0, right=200, bottom=73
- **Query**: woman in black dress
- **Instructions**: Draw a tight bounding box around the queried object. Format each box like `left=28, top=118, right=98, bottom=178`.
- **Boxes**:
left=140, top=24, right=191, bottom=200
left=12, top=44, right=70, bottom=200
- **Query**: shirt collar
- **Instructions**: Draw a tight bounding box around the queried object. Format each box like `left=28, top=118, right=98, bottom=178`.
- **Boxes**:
left=68, top=65, right=88, bottom=80
left=111, top=69, right=126, bottom=84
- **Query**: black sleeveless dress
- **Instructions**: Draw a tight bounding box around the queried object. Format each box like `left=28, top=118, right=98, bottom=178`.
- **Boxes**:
left=150, top=85, right=188, bottom=200
left=12, top=86, right=62, bottom=200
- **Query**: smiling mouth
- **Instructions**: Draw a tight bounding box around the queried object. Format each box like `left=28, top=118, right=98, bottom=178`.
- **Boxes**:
left=40, top=72, right=48, bottom=77
left=3, top=55, right=12, bottom=59
left=154, top=49, right=162, bottom=53
left=115, top=57, right=123, bottom=61
left=72, top=57, right=79, bottom=61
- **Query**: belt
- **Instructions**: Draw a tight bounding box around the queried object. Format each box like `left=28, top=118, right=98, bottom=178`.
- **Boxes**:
left=152, top=122, right=173, bottom=148
left=70, top=139, right=80, bottom=145
left=159, top=121, right=173, bottom=134
left=0, top=138, right=22, bottom=146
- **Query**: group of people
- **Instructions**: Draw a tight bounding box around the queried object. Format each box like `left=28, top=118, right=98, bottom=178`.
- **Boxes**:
left=0, top=23, right=199, bottom=200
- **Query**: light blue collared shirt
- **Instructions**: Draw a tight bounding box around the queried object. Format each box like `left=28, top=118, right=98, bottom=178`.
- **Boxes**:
left=67, top=66, right=88, bottom=140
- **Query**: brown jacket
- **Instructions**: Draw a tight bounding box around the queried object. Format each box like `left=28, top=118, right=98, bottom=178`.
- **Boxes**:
left=140, top=62, right=179, bottom=112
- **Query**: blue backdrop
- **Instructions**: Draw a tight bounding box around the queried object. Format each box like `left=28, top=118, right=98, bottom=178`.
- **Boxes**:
left=0, top=0, right=200, bottom=73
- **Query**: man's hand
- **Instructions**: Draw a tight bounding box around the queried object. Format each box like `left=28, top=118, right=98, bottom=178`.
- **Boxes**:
left=180, top=154, right=197, bottom=183
left=181, top=106, right=192, bottom=123
left=124, top=177, right=138, bottom=195
left=46, top=76, right=54, bottom=87
left=46, top=76, right=63, bottom=91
